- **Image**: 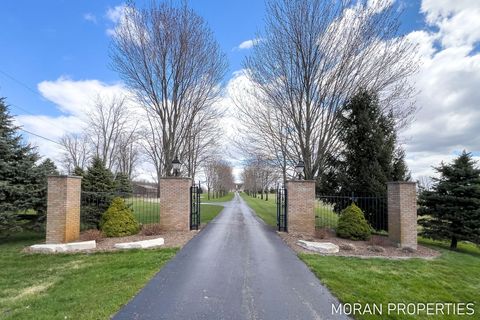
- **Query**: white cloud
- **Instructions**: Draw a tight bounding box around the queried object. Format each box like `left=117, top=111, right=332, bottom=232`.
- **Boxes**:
left=37, top=77, right=128, bottom=118
left=421, top=0, right=480, bottom=48
left=105, top=5, right=127, bottom=36
left=235, top=39, right=261, bottom=50
left=16, top=77, right=136, bottom=171
left=367, top=0, right=394, bottom=14
left=83, top=13, right=97, bottom=24
left=400, top=0, right=480, bottom=179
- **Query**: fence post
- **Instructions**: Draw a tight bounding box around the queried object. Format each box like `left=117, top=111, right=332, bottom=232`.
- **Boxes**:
left=286, top=180, right=315, bottom=235
left=387, top=181, right=417, bottom=250
left=45, top=175, right=82, bottom=244
left=159, top=177, right=192, bottom=231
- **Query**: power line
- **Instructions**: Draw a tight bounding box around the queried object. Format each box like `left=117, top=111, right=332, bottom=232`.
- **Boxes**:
left=0, top=69, right=43, bottom=98
left=18, top=128, right=63, bottom=147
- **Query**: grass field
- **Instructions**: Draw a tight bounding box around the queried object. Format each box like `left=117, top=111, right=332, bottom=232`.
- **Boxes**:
left=201, top=192, right=234, bottom=203
left=125, top=197, right=227, bottom=225
left=200, top=204, right=224, bottom=223
left=300, top=239, right=480, bottom=320
left=240, top=193, right=339, bottom=228
left=126, top=197, right=161, bottom=224
left=0, top=232, right=177, bottom=320
left=240, top=192, right=277, bottom=226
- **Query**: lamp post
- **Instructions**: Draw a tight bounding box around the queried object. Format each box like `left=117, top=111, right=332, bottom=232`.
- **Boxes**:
left=294, top=160, right=305, bottom=180
left=172, top=156, right=181, bottom=177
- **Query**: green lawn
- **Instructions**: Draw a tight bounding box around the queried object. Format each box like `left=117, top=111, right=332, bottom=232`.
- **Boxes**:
left=240, top=193, right=277, bottom=226
left=240, top=193, right=338, bottom=229
left=0, top=232, right=177, bottom=320
left=300, top=239, right=480, bottom=320
left=127, top=197, right=160, bottom=224
left=200, top=204, right=224, bottom=224
left=200, top=192, right=234, bottom=203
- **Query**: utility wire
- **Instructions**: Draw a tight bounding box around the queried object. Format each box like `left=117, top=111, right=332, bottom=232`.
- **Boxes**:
left=0, top=69, right=43, bottom=98
left=18, top=128, right=63, bottom=147
left=0, top=68, right=75, bottom=140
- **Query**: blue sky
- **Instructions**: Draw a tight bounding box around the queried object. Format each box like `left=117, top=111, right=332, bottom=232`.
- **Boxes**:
left=0, top=0, right=423, bottom=119
left=2, top=0, right=480, bottom=180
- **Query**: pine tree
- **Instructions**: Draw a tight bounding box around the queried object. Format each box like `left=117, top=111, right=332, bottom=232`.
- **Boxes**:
left=82, top=157, right=114, bottom=193
left=114, top=172, right=133, bottom=194
left=32, top=158, right=59, bottom=222
left=73, top=166, right=84, bottom=177
left=81, top=157, right=115, bottom=228
left=338, top=89, right=409, bottom=195
left=418, top=151, right=480, bottom=249
left=0, top=98, right=40, bottom=213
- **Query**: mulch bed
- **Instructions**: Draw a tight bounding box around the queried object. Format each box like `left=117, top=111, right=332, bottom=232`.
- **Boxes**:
left=279, top=231, right=440, bottom=259
left=76, top=229, right=199, bottom=252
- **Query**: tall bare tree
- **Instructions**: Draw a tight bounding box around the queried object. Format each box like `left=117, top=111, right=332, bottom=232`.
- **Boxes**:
left=87, top=95, right=131, bottom=170
left=59, top=133, right=91, bottom=173
left=240, top=0, right=418, bottom=180
left=110, top=1, right=227, bottom=178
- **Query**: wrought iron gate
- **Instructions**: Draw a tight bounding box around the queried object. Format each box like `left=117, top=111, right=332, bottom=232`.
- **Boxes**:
left=190, top=182, right=201, bottom=230
left=276, top=184, right=287, bottom=232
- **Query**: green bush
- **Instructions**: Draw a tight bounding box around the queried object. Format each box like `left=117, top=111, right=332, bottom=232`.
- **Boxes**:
left=100, top=197, right=139, bottom=237
left=336, top=203, right=372, bottom=240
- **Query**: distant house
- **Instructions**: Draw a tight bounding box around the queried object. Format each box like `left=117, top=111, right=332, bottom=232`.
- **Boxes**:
left=132, top=182, right=158, bottom=197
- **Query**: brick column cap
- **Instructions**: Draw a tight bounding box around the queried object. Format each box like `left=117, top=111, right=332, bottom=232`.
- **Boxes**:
left=387, top=181, right=416, bottom=185
left=48, top=175, right=82, bottom=179
left=159, top=177, right=192, bottom=181
left=286, top=179, right=316, bottom=183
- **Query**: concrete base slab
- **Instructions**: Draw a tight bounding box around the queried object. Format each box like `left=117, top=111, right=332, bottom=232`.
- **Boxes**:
left=114, top=238, right=165, bottom=249
left=30, top=240, right=96, bottom=253
left=297, top=240, right=339, bottom=253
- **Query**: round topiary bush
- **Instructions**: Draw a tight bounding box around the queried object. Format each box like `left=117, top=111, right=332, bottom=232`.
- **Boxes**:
left=336, top=203, right=372, bottom=240
left=100, top=197, right=139, bottom=237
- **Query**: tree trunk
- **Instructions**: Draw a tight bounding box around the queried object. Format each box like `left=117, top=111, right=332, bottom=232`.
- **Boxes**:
left=450, top=236, right=458, bottom=249
left=266, top=192, right=268, bottom=201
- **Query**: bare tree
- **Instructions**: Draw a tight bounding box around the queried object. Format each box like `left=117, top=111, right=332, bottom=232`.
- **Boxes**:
left=59, top=133, right=90, bottom=173
left=240, top=0, right=418, bottom=180
left=110, top=1, right=227, bottom=178
left=115, top=124, right=141, bottom=179
left=87, top=95, right=131, bottom=170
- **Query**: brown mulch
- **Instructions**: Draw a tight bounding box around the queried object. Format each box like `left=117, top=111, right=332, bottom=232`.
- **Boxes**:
left=77, top=229, right=199, bottom=252
left=279, top=231, right=440, bottom=259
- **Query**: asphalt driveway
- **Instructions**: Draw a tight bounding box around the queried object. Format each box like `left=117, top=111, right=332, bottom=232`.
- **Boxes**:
left=114, top=193, right=348, bottom=320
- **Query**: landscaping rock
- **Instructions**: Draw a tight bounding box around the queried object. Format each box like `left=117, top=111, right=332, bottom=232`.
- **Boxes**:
left=400, top=246, right=416, bottom=253
left=339, top=243, right=356, bottom=251
left=297, top=240, right=339, bottom=253
left=114, top=237, right=165, bottom=249
left=30, top=240, right=96, bottom=253
left=367, top=245, right=386, bottom=253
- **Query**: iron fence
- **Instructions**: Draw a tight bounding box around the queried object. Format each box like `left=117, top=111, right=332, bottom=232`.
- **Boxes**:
left=80, top=191, right=160, bottom=230
left=315, top=192, right=388, bottom=233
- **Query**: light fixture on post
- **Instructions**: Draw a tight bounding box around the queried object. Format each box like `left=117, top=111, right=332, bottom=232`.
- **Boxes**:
left=294, top=160, right=305, bottom=180
left=172, top=155, right=181, bottom=177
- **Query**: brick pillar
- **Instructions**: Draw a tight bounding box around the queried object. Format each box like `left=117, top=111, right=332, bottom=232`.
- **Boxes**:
left=286, top=180, right=315, bottom=235
left=388, top=181, right=417, bottom=250
left=45, top=176, right=82, bottom=244
left=159, top=178, right=192, bottom=231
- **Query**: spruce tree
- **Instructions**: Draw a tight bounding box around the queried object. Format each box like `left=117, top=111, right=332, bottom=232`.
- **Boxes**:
left=114, top=172, right=133, bottom=194
left=338, top=89, right=409, bottom=195
left=336, top=89, right=410, bottom=231
left=418, top=151, right=480, bottom=249
left=32, top=158, right=59, bottom=222
left=0, top=98, right=40, bottom=213
left=81, top=157, right=115, bottom=228
left=83, top=157, right=114, bottom=193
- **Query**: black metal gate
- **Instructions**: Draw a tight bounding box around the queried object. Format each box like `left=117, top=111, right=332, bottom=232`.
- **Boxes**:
left=276, top=184, right=287, bottom=232
left=190, top=182, right=201, bottom=230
